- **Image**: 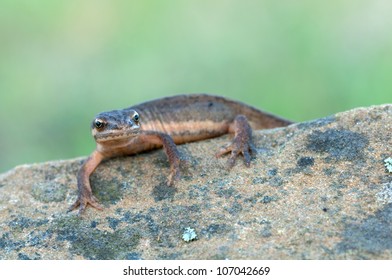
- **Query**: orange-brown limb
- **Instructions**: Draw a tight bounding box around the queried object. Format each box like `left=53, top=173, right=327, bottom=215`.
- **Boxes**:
left=216, top=115, right=257, bottom=168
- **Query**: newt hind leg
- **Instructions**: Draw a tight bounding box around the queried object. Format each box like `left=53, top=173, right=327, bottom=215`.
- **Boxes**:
left=216, top=115, right=257, bottom=168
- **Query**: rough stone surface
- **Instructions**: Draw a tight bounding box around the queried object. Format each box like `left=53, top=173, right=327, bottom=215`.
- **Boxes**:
left=0, top=105, right=391, bottom=260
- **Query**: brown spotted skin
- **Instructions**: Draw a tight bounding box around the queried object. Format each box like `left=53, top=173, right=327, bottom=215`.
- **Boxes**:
left=69, top=94, right=293, bottom=214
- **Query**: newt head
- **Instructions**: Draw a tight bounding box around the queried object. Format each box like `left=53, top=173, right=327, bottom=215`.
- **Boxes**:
left=91, top=109, right=141, bottom=143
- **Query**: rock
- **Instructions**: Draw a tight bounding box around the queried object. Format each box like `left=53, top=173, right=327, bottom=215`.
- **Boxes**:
left=0, top=105, right=391, bottom=260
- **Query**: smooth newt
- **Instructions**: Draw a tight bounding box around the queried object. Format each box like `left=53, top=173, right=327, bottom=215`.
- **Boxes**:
left=69, top=94, right=293, bottom=213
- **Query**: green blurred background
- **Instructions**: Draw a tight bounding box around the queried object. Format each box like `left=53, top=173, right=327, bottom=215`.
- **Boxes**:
left=0, top=0, right=391, bottom=173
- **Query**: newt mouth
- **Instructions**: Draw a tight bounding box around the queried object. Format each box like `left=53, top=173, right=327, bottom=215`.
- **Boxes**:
left=93, top=129, right=140, bottom=142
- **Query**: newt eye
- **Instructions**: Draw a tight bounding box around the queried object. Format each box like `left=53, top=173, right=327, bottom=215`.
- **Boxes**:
left=94, top=119, right=104, bottom=129
left=132, top=112, right=140, bottom=122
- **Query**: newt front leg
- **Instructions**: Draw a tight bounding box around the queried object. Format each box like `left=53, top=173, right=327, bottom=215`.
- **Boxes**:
left=68, top=131, right=182, bottom=214
left=138, top=131, right=182, bottom=186
left=68, top=150, right=104, bottom=214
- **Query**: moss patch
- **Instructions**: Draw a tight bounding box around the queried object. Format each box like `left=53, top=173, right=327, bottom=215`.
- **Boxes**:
left=31, top=182, right=68, bottom=203
left=53, top=216, right=141, bottom=260
left=307, top=129, right=369, bottom=161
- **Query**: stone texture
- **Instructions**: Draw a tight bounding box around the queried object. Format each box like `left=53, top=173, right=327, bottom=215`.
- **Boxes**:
left=0, top=104, right=391, bottom=260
